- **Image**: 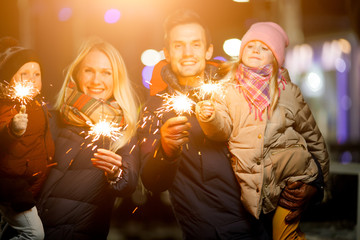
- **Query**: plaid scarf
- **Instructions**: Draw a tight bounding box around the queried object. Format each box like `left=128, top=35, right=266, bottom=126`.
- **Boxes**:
left=236, top=63, right=284, bottom=121
left=60, top=81, right=124, bottom=127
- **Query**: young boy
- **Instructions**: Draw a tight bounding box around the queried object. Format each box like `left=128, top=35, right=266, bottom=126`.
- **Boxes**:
left=0, top=37, right=54, bottom=240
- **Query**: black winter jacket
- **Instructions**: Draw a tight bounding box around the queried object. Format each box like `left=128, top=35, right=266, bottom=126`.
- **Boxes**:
left=37, top=111, right=140, bottom=240
left=139, top=63, right=269, bottom=240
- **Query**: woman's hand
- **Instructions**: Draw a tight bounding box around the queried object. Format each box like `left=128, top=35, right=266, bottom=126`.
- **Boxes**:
left=91, top=148, right=122, bottom=175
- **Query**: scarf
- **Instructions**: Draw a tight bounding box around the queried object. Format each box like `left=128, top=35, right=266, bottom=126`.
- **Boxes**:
left=60, top=81, right=124, bottom=127
left=236, top=63, right=285, bottom=121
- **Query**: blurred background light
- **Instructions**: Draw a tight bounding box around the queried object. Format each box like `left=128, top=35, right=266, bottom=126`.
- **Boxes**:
left=302, top=71, right=324, bottom=97
left=141, top=65, right=154, bottom=89
left=58, top=7, right=72, bottom=22
left=213, top=56, right=227, bottom=62
left=223, top=38, right=241, bottom=58
left=104, top=8, right=121, bottom=24
left=141, top=49, right=161, bottom=66
left=335, top=58, right=347, bottom=72
left=338, top=38, right=351, bottom=54
left=321, top=40, right=342, bottom=70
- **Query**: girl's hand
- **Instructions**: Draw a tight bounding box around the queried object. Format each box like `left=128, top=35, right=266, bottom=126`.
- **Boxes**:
left=196, top=100, right=215, bottom=120
left=91, top=148, right=122, bottom=175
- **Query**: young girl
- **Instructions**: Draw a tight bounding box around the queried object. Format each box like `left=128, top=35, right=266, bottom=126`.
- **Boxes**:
left=0, top=37, right=54, bottom=239
left=195, top=22, right=329, bottom=239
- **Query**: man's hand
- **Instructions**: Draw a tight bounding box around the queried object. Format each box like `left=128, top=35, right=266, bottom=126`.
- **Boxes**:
left=161, top=116, right=191, bottom=158
left=278, top=181, right=317, bottom=223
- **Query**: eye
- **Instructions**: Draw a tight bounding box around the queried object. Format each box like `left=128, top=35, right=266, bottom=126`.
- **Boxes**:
left=174, top=43, right=182, bottom=49
left=34, top=72, right=41, bottom=77
left=193, top=42, right=201, bottom=48
left=84, top=68, right=93, bottom=73
left=262, top=46, right=269, bottom=51
left=20, top=72, right=29, bottom=78
left=103, top=71, right=112, bottom=76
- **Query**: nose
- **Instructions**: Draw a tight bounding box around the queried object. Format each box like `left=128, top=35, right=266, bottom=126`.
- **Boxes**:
left=183, top=44, right=193, bottom=56
left=92, top=72, right=102, bottom=84
left=252, top=46, right=260, bottom=54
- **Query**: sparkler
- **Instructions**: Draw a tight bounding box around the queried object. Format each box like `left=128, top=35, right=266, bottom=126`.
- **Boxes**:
left=85, top=117, right=123, bottom=143
left=156, top=92, right=196, bottom=117
left=194, top=79, right=228, bottom=100
left=7, top=79, right=38, bottom=105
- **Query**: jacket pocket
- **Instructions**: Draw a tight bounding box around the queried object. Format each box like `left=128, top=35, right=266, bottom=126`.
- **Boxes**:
left=269, top=144, right=313, bottom=184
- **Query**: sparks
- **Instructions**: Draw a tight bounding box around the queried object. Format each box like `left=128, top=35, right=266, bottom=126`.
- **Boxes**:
left=86, top=117, right=123, bottom=143
left=194, top=80, right=227, bottom=100
left=4, top=80, right=38, bottom=105
left=156, top=92, right=195, bottom=116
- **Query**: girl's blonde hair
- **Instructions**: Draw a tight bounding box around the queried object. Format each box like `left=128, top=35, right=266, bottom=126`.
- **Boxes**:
left=55, top=37, right=139, bottom=151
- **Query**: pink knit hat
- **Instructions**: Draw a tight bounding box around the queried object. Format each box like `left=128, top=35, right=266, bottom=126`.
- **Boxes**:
left=239, top=22, right=289, bottom=66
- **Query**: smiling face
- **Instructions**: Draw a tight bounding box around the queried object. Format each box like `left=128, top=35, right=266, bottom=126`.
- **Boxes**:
left=76, top=49, right=114, bottom=101
left=164, top=23, right=213, bottom=87
left=241, top=40, right=274, bottom=68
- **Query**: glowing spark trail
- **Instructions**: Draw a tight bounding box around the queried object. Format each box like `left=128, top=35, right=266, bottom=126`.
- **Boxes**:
left=7, top=80, right=38, bottom=105
left=156, top=92, right=195, bottom=116
left=86, top=118, right=123, bottom=143
left=194, top=80, right=228, bottom=100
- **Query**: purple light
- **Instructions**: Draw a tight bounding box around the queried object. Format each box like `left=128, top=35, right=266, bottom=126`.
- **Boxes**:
left=104, top=9, right=121, bottom=24
left=58, top=8, right=72, bottom=22
left=142, top=66, right=154, bottom=89
left=337, top=68, right=349, bottom=144
left=213, top=56, right=227, bottom=62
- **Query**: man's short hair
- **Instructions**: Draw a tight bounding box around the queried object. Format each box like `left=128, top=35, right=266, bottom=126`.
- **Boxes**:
left=163, top=9, right=212, bottom=49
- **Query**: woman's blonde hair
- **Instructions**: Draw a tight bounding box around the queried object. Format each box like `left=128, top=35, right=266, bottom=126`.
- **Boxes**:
left=55, top=37, right=139, bottom=151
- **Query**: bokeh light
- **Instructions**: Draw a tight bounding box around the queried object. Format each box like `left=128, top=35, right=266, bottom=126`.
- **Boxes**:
left=58, top=7, right=72, bottom=22
left=141, top=49, right=161, bottom=66
left=335, top=58, right=347, bottom=72
left=338, top=38, right=351, bottom=54
left=223, top=38, right=241, bottom=58
left=213, top=56, right=227, bottom=62
left=104, top=9, right=121, bottom=24
left=142, top=65, right=154, bottom=89
left=302, top=71, right=324, bottom=98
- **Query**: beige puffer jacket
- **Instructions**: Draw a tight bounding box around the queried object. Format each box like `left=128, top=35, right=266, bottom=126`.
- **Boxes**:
left=196, top=71, right=329, bottom=219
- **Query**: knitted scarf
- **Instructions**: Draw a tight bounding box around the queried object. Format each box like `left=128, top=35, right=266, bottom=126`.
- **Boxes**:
left=60, top=81, right=124, bottom=127
left=236, top=63, right=285, bottom=121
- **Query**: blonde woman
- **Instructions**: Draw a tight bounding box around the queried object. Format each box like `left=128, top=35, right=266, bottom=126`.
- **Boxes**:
left=37, top=37, right=140, bottom=240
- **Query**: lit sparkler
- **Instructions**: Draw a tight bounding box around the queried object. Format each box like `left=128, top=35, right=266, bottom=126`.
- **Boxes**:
left=85, top=117, right=123, bottom=143
left=7, top=79, right=38, bottom=105
left=156, top=92, right=196, bottom=116
left=194, top=80, right=228, bottom=100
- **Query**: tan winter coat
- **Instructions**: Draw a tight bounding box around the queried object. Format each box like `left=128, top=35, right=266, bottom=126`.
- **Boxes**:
left=196, top=70, right=329, bottom=219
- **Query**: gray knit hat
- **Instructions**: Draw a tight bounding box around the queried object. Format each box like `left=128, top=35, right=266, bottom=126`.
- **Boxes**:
left=0, top=37, right=39, bottom=84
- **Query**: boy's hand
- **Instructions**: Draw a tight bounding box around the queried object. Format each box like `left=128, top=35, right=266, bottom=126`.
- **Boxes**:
left=196, top=100, right=215, bottom=120
left=11, top=105, right=28, bottom=136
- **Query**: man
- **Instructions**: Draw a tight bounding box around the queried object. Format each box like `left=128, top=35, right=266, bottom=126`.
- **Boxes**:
left=138, top=9, right=323, bottom=239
